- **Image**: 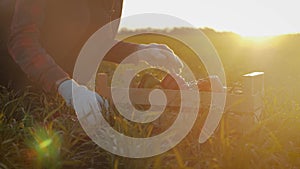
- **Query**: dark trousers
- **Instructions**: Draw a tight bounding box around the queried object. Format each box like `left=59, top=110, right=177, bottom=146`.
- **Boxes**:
left=0, top=50, right=31, bottom=91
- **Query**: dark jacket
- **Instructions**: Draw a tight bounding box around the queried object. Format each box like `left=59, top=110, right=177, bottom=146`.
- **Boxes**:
left=7, top=0, right=138, bottom=92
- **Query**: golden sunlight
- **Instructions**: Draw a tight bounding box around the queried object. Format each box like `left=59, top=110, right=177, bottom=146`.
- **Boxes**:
left=242, top=36, right=273, bottom=44
left=122, top=0, right=300, bottom=37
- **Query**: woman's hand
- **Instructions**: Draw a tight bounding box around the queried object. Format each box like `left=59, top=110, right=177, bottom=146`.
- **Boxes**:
left=137, top=43, right=183, bottom=74
left=58, top=79, right=109, bottom=115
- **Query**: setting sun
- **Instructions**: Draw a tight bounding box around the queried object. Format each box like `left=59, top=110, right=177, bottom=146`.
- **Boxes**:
left=121, top=0, right=300, bottom=37
left=2, top=1, right=300, bottom=168
left=242, top=36, right=273, bottom=44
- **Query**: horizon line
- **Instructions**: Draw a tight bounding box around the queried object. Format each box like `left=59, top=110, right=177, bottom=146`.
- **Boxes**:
left=119, top=26, right=300, bottom=38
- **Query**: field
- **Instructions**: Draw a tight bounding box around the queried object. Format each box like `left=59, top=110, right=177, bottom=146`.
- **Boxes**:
left=1, top=28, right=300, bottom=169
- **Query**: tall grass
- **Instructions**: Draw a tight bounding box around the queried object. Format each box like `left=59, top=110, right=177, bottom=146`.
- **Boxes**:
left=2, top=27, right=300, bottom=168
left=1, top=84, right=300, bottom=168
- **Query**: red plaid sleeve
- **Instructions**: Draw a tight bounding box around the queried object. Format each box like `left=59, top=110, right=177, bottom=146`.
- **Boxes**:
left=8, top=0, right=69, bottom=92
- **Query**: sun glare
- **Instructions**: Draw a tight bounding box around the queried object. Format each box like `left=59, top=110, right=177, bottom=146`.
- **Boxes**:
left=122, top=0, right=300, bottom=38
left=242, top=36, right=273, bottom=43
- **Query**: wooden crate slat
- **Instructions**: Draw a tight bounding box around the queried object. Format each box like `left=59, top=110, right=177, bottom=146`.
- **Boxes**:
left=96, top=72, right=264, bottom=115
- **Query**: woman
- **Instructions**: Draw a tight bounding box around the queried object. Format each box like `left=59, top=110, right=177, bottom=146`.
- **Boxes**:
left=3, top=0, right=183, bottom=113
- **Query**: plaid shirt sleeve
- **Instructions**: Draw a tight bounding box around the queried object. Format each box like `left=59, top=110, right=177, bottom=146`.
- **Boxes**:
left=8, top=0, right=69, bottom=93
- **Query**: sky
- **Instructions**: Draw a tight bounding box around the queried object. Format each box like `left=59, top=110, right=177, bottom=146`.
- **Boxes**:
left=120, top=0, right=300, bottom=37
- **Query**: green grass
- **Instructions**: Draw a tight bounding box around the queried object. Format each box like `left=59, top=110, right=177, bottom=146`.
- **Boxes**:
left=1, top=84, right=300, bottom=169
left=2, top=28, right=300, bottom=168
